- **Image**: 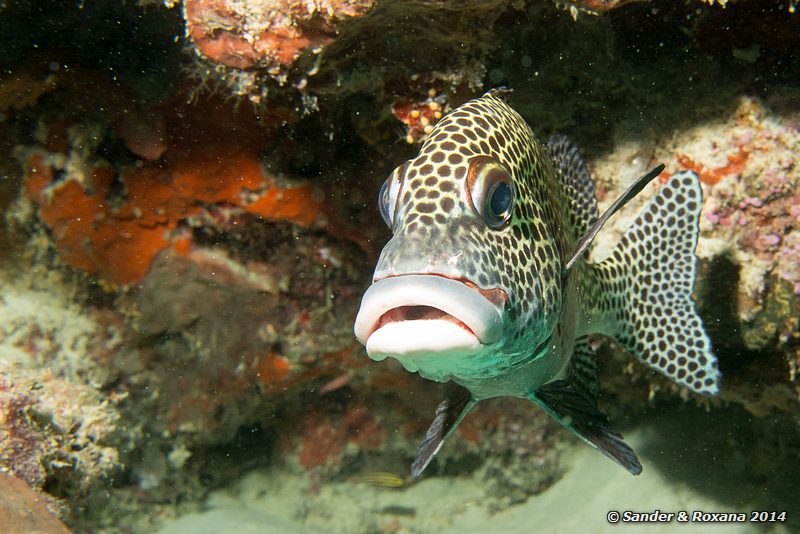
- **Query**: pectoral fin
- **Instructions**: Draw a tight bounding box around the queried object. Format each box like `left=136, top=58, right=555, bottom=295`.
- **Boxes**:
left=562, top=163, right=664, bottom=277
left=411, top=383, right=475, bottom=477
left=533, top=380, right=642, bottom=475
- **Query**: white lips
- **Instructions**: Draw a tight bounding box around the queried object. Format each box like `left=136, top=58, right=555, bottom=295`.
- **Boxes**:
left=353, top=275, right=504, bottom=359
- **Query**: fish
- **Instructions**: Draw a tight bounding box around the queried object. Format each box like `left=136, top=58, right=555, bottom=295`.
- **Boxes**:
left=353, top=88, right=720, bottom=477
left=349, top=471, right=407, bottom=488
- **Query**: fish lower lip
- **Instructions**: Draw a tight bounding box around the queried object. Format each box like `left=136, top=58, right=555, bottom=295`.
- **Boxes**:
left=376, top=305, right=475, bottom=336
left=353, top=274, right=506, bottom=351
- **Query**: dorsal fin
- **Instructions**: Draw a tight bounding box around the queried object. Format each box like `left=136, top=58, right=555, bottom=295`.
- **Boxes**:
left=546, top=135, right=599, bottom=239
left=483, top=87, right=513, bottom=102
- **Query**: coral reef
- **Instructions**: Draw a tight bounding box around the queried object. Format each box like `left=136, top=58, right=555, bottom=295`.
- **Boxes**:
left=0, top=0, right=798, bottom=532
left=184, top=0, right=376, bottom=72
left=128, top=224, right=368, bottom=446
left=0, top=365, right=120, bottom=508
left=22, top=93, right=341, bottom=286
left=589, top=93, right=800, bottom=417
left=391, top=89, right=450, bottom=145
left=181, top=0, right=512, bottom=107
left=0, top=268, right=122, bottom=522
left=437, top=398, right=563, bottom=510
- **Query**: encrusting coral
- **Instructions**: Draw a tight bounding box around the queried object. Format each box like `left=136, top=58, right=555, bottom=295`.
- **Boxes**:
left=23, top=96, right=337, bottom=286
left=184, top=0, right=376, bottom=72
left=179, top=0, right=513, bottom=106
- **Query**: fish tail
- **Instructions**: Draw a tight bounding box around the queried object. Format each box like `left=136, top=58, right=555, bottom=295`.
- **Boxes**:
left=590, top=171, right=720, bottom=395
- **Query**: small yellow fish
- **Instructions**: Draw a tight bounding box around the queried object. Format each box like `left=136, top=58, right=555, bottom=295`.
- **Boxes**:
left=349, top=471, right=406, bottom=488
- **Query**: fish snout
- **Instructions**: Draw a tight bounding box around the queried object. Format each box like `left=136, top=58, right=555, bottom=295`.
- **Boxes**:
left=353, top=274, right=506, bottom=361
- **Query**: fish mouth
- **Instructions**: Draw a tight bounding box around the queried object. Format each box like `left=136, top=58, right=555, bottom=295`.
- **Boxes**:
left=354, top=274, right=507, bottom=360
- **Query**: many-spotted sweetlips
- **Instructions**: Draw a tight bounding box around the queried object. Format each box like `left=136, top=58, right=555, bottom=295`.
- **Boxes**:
left=354, top=89, right=720, bottom=476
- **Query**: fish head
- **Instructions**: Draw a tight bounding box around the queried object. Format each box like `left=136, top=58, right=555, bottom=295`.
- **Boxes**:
left=354, top=92, right=563, bottom=383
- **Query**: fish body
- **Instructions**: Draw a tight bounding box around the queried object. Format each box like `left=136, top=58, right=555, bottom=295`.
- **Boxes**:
left=349, top=471, right=406, bottom=488
left=354, top=89, right=720, bottom=475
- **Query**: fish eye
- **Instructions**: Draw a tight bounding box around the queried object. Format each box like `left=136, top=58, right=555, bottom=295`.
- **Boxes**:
left=487, top=181, right=513, bottom=220
left=466, top=156, right=515, bottom=229
left=378, top=163, right=406, bottom=228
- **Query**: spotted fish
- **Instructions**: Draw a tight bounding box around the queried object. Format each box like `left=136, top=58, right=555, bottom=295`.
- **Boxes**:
left=354, top=89, right=720, bottom=476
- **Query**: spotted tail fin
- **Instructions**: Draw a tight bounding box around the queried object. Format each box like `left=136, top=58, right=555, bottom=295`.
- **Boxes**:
left=593, top=171, right=720, bottom=395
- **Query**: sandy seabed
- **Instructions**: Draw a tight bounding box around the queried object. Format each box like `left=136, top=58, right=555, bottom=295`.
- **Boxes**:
left=158, top=404, right=797, bottom=534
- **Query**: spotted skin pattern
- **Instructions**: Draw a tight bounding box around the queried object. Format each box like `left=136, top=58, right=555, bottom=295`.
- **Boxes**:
left=373, top=89, right=719, bottom=395
left=567, top=336, right=600, bottom=399
left=582, top=172, right=720, bottom=394
left=366, top=90, right=721, bottom=475
left=546, top=134, right=599, bottom=237
left=375, top=91, right=573, bottom=377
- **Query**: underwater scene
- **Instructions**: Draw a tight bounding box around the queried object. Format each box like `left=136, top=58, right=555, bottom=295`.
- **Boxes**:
left=0, top=1, right=799, bottom=532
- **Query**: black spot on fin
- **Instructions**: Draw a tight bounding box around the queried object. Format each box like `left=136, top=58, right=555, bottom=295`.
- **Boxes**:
left=597, top=171, right=720, bottom=395
left=411, top=383, right=475, bottom=477
left=562, top=163, right=664, bottom=277
left=546, top=135, right=599, bottom=240
left=569, top=336, right=599, bottom=399
left=533, top=380, right=642, bottom=475
left=483, top=87, right=513, bottom=102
